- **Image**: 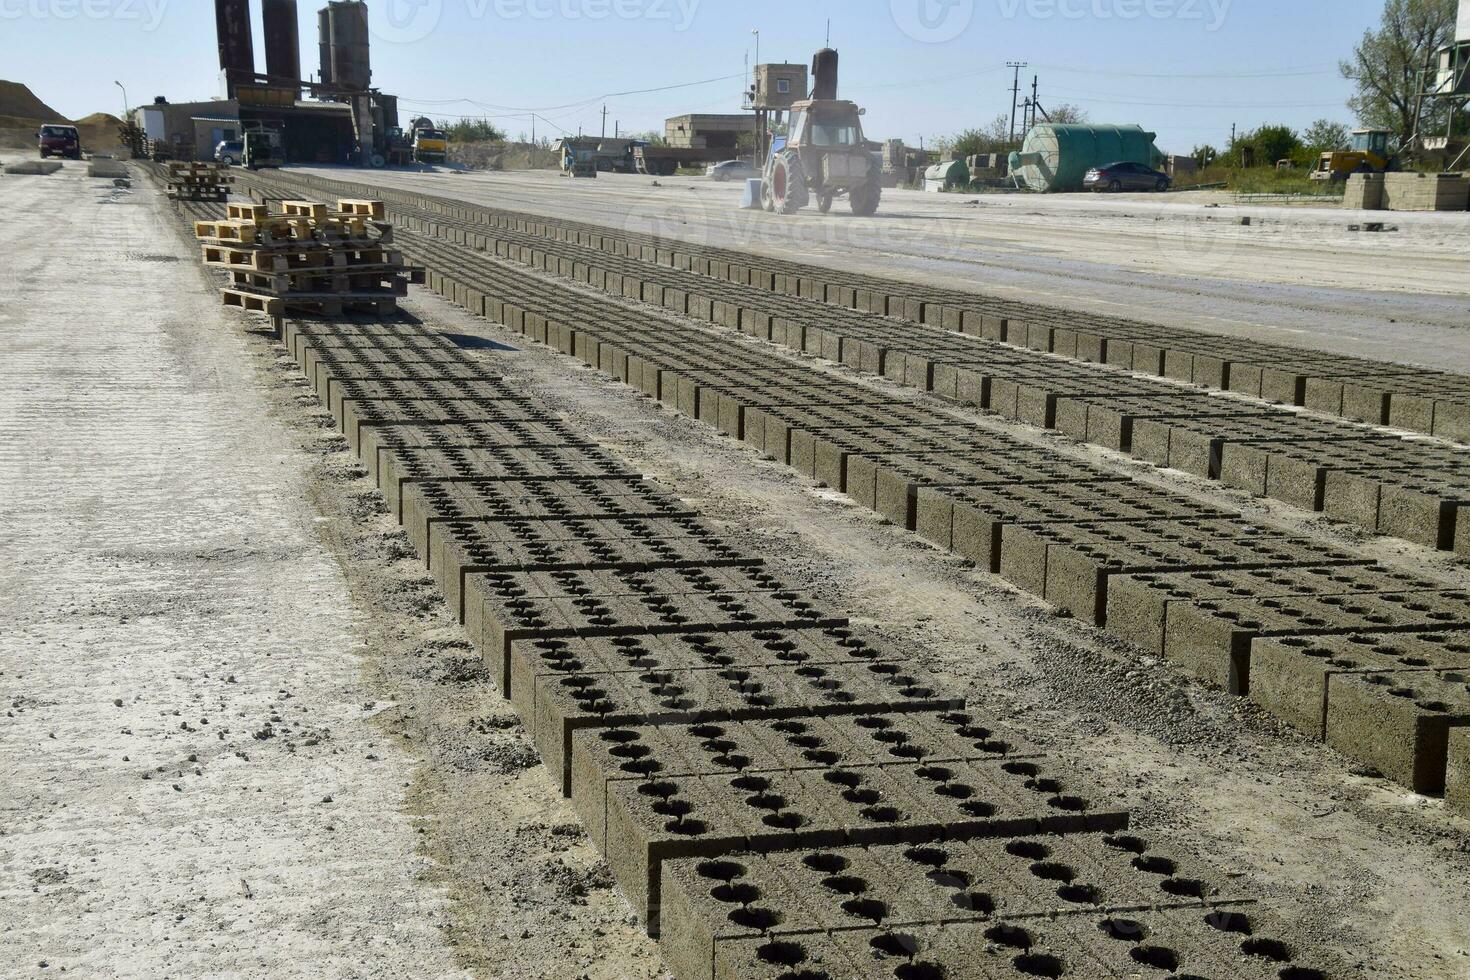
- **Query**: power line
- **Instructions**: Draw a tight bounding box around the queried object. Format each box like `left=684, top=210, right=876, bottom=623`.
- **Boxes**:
left=398, top=71, right=744, bottom=116
left=1031, top=62, right=1336, bottom=79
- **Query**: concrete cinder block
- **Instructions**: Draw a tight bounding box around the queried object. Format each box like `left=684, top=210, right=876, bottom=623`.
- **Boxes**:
left=1447, top=728, right=1470, bottom=817
left=1325, top=669, right=1470, bottom=794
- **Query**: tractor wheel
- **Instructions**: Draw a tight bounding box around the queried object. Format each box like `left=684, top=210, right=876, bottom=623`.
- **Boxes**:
left=818, top=192, right=835, bottom=214
left=771, top=152, right=809, bottom=214
left=849, top=180, right=881, bottom=217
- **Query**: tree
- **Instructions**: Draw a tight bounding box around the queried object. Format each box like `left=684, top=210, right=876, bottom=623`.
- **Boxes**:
left=1230, top=124, right=1302, bottom=166
left=439, top=119, right=505, bottom=143
left=1044, top=103, right=1089, bottom=125
left=1191, top=144, right=1219, bottom=167
left=1340, top=0, right=1456, bottom=146
left=1302, top=119, right=1351, bottom=151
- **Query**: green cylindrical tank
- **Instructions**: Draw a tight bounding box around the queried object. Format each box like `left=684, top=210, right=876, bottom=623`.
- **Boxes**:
left=1006, top=124, right=1162, bottom=192
left=923, top=159, right=970, bottom=190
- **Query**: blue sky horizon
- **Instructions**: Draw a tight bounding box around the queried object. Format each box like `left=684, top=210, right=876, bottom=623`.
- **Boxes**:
left=4, top=0, right=1385, bottom=153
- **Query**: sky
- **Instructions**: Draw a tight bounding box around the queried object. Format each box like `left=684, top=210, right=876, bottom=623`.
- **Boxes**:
left=2, top=0, right=1390, bottom=153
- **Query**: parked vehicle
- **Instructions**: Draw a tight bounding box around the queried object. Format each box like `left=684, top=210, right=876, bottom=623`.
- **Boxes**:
left=1083, top=161, right=1171, bottom=192
left=707, top=159, right=758, bottom=182
left=214, top=140, right=244, bottom=166
left=38, top=124, right=81, bottom=160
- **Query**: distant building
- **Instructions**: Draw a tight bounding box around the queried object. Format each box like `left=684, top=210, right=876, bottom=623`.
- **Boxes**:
left=752, top=63, right=808, bottom=111
left=136, top=99, right=240, bottom=158
left=665, top=114, right=752, bottom=151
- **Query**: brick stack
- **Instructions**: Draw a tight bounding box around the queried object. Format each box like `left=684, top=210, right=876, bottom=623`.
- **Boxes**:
left=165, top=162, right=233, bottom=201
left=195, top=199, right=422, bottom=317
left=1381, top=171, right=1470, bottom=211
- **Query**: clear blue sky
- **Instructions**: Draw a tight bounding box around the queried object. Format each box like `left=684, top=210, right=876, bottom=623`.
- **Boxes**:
left=4, top=0, right=1386, bottom=152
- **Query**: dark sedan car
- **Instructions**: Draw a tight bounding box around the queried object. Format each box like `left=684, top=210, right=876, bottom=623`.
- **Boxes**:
left=1084, top=161, right=1172, bottom=192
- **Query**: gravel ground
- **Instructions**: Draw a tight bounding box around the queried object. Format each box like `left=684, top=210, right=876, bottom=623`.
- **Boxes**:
left=4, top=160, right=1469, bottom=980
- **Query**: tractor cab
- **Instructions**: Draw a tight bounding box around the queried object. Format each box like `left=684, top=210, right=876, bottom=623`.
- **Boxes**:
left=1350, top=129, right=1391, bottom=157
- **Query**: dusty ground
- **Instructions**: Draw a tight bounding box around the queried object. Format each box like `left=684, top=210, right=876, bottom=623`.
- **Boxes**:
left=5, top=160, right=1470, bottom=980
left=294, top=164, right=1470, bottom=373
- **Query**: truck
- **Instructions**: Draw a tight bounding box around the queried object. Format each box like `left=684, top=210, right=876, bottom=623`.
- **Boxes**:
left=410, top=118, right=449, bottom=165
left=1310, top=129, right=1397, bottom=181
left=38, top=124, right=82, bottom=160
left=632, top=144, right=721, bottom=176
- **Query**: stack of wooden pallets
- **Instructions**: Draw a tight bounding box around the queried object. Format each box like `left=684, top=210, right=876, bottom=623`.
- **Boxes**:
left=195, top=199, right=423, bottom=317
left=166, top=162, right=234, bottom=201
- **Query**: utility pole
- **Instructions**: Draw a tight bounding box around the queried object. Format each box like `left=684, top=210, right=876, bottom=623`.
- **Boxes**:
left=1029, top=75, right=1039, bottom=132
left=601, top=104, right=608, bottom=139
left=1006, top=61, right=1027, bottom=145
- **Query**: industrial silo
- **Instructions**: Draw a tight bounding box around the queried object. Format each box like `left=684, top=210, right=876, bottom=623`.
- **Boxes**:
left=263, top=0, right=302, bottom=84
left=1007, top=124, right=1163, bottom=192
left=318, top=6, right=333, bottom=84
left=324, top=1, right=372, bottom=91
left=214, top=0, right=254, bottom=95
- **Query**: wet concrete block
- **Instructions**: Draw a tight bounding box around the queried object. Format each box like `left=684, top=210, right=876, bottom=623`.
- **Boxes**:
left=1433, top=399, right=1470, bottom=443
left=1388, top=393, right=1437, bottom=436
left=1377, top=481, right=1461, bottom=550
left=1325, top=669, right=1470, bottom=794
left=1448, top=728, right=1470, bottom=816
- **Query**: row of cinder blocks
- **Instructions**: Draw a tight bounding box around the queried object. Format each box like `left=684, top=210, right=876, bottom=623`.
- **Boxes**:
left=360, top=210, right=1470, bottom=824
left=659, top=836, right=1327, bottom=980
left=260, top=166, right=1470, bottom=450
left=370, top=184, right=1470, bottom=558
left=271, top=313, right=1217, bottom=979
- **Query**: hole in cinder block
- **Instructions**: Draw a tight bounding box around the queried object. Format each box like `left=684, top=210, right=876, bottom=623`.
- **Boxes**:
left=802, top=852, right=849, bottom=875
left=842, top=788, right=881, bottom=806
left=824, top=770, right=863, bottom=789
left=696, top=859, right=745, bottom=882
left=951, top=890, right=995, bottom=913
left=820, top=874, right=867, bottom=896
left=730, top=775, right=769, bottom=792
left=728, top=906, right=782, bottom=930
left=916, top=766, right=953, bottom=783
left=1028, top=862, right=1075, bottom=883
left=1057, top=882, right=1100, bottom=904
left=893, top=963, right=944, bottom=980
left=1207, top=912, right=1250, bottom=935
left=1013, top=953, right=1064, bottom=978
left=653, top=799, right=694, bottom=818
left=984, top=924, right=1033, bottom=950
left=637, top=781, right=678, bottom=800
left=926, top=868, right=970, bottom=889
left=1098, top=917, right=1146, bottom=942
left=1103, top=834, right=1148, bottom=854
left=710, top=882, right=761, bottom=905
left=763, top=811, right=808, bottom=830
left=870, top=933, right=921, bottom=958
left=902, top=846, right=948, bottom=868
left=1130, top=946, right=1180, bottom=971
left=1278, top=969, right=1327, bottom=980
left=859, top=805, right=904, bottom=823
left=1241, top=938, right=1291, bottom=963
left=756, top=941, right=806, bottom=966
left=1005, top=841, right=1051, bottom=860
left=1160, top=877, right=1207, bottom=898
left=842, top=897, right=888, bottom=922
left=959, top=800, right=996, bottom=818
left=664, top=818, right=707, bottom=836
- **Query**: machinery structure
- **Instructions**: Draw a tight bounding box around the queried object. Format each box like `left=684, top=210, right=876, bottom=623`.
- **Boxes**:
left=761, top=48, right=882, bottom=216
left=213, top=0, right=403, bottom=167
left=1007, top=123, right=1164, bottom=193
left=1309, top=129, right=1398, bottom=181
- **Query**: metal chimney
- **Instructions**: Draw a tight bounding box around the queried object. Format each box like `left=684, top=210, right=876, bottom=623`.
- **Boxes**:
left=322, top=1, right=372, bottom=91
left=262, top=0, right=301, bottom=85
left=318, top=5, right=333, bottom=84
left=215, top=0, right=255, bottom=96
left=811, top=48, right=839, bottom=101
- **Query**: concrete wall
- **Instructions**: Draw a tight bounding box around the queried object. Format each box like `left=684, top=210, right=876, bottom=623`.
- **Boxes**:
left=1381, top=172, right=1469, bottom=211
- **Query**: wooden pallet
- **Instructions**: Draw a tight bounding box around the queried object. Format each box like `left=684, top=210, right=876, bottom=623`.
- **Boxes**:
left=221, top=288, right=285, bottom=316
left=281, top=200, right=332, bottom=220
left=227, top=269, right=411, bottom=295
left=337, top=199, right=386, bottom=220
left=194, top=217, right=313, bottom=246
left=201, top=243, right=334, bottom=272
left=227, top=203, right=270, bottom=221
